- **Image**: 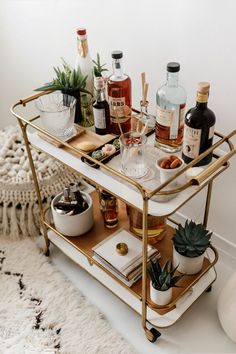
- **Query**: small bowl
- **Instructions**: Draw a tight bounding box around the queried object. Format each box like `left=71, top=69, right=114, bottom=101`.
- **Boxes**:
left=156, top=155, right=185, bottom=188
left=51, top=191, right=94, bottom=237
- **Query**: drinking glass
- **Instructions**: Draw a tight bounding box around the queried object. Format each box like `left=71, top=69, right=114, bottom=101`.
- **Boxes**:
left=119, top=131, right=148, bottom=179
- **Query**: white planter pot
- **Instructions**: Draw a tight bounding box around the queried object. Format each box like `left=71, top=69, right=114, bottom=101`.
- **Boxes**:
left=217, top=272, right=236, bottom=343
left=51, top=192, right=94, bottom=237
left=173, top=247, right=205, bottom=275
left=150, top=282, right=172, bottom=306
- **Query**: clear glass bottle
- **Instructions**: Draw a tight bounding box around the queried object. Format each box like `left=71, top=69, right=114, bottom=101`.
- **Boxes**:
left=92, top=77, right=110, bottom=135
left=75, top=27, right=93, bottom=94
left=182, top=82, right=216, bottom=166
left=155, top=62, right=186, bottom=152
left=107, top=51, right=132, bottom=135
left=75, top=27, right=94, bottom=127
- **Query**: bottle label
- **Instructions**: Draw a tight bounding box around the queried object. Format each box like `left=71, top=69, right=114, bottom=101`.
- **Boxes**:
left=156, top=106, right=174, bottom=127
left=93, top=108, right=106, bottom=129
left=78, top=39, right=88, bottom=58
left=183, top=125, right=201, bottom=159
left=109, top=97, right=131, bottom=123
left=209, top=124, right=215, bottom=139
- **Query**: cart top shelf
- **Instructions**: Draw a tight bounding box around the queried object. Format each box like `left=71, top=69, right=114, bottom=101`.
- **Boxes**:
left=27, top=130, right=230, bottom=216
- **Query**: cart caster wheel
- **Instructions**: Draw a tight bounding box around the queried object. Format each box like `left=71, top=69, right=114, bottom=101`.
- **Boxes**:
left=206, top=285, right=212, bottom=293
left=44, top=248, right=50, bottom=257
left=145, top=328, right=161, bottom=342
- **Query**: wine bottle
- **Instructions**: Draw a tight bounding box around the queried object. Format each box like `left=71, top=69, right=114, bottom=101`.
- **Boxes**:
left=107, top=51, right=132, bottom=135
left=182, top=82, right=216, bottom=166
left=155, top=62, right=187, bottom=152
left=92, top=77, right=110, bottom=135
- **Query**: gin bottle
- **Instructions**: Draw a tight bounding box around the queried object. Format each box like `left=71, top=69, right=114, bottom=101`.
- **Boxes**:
left=182, top=82, right=216, bottom=166
left=155, top=62, right=186, bottom=152
left=107, top=51, right=132, bottom=135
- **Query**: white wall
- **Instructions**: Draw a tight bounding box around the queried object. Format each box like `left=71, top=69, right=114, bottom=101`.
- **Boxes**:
left=1, top=0, right=235, bottom=243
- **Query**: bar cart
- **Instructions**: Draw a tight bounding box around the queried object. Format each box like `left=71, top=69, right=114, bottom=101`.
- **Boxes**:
left=11, top=91, right=236, bottom=343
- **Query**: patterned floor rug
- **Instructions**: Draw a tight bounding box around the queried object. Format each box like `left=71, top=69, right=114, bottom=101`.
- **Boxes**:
left=0, top=236, right=136, bottom=354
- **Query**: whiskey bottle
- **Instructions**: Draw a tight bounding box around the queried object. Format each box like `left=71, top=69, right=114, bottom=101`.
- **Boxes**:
left=155, top=62, right=186, bottom=152
left=182, top=82, right=216, bottom=166
left=107, top=51, right=132, bottom=135
left=92, top=77, right=110, bottom=135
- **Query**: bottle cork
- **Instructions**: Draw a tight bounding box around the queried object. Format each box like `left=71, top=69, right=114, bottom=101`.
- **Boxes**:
left=197, top=82, right=210, bottom=94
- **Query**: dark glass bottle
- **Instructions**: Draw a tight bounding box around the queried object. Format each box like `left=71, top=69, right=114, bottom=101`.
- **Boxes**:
left=92, top=77, right=110, bottom=135
left=182, top=82, right=216, bottom=166
left=107, top=51, right=132, bottom=135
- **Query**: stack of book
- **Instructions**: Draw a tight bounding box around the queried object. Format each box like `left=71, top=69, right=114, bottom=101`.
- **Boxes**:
left=92, top=229, right=161, bottom=287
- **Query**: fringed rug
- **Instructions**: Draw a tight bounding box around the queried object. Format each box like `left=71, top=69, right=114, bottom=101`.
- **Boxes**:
left=0, top=126, right=81, bottom=240
left=0, top=236, right=136, bottom=354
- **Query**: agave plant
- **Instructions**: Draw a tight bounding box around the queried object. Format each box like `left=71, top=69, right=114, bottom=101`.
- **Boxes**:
left=148, top=259, right=184, bottom=291
left=35, top=59, right=92, bottom=124
left=172, top=220, right=212, bottom=258
left=35, top=59, right=91, bottom=95
left=93, top=53, right=108, bottom=77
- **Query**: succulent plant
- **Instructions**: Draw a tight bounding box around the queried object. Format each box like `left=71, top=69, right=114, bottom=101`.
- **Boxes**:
left=172, top=220, right=212, bottom=258
left=148, top=259, right=184, bottom=291
left=93, top=53, right=108, bottom=77
left=35, top=59, right=92, bottom=95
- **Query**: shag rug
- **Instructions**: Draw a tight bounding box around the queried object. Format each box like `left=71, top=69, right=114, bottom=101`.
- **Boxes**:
left=0, top=236, right=136, bottom=354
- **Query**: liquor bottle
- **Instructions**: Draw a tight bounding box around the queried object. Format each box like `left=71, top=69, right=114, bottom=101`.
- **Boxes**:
left=107, top=51, right=132, bottom=135
left=75, top=27, right=93, bottom=94
left=99, top=189, right=118, bottom=228
left=155, top=62, right=187, bottom=152
left=92, top=77, right=110, bottom=135
left=182, top=82, right=216, bottom=166
left=69, top=182, right=89, bottom=214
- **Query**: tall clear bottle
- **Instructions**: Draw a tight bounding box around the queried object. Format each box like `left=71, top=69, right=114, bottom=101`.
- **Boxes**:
left=75, top=27, right=94, bottom=127
left=92, top=77, right=110, bottom=135
left=182, top=82, right=216, bottom=166
left=75, top=28, right=93, bottom=94
left=155, top=62, right=186, bottom=152
left=107, top=51, right=132, bottom=135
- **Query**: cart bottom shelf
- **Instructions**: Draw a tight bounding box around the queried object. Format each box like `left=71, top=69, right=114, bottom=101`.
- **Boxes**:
left=48, top=230, right=217, bottom=328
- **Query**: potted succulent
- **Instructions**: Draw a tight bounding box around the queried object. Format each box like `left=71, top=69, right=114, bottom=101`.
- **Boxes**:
left=172, top=220, right=212, bottom=275
left=35, top=59, right=92, bottom=125
left=148, top=258, right=184, bottom=306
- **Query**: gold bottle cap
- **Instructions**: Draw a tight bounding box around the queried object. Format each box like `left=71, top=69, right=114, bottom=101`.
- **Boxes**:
left=197, top=82, right=210, bottom=94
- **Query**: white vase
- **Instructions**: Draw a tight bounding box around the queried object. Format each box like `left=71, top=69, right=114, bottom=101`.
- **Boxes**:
left=150, top=282, right=172, bottom=306
left=217, top=272, right=236, bottom=343
left=173, top=247, right=205, bottom=275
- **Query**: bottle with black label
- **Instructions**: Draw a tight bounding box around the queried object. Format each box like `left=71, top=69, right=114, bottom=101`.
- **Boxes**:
left=92, top=77, right=110, bottom=135
left=182, top=82, right=216, bottom=166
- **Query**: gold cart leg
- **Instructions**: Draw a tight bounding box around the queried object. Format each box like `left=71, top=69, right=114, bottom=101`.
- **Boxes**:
left=18, top=120, right=50, bottom=255
left=141, top=197, right=161, bottom=342
left=203, top=181, right=213, bottom=228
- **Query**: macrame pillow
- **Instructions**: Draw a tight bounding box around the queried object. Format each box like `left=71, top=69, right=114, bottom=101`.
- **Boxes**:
left=0, top=126, right=81, bottom=239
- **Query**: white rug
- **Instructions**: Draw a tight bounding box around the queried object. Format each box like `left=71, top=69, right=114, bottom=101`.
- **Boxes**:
left=0, top=237, right=136, bottom=354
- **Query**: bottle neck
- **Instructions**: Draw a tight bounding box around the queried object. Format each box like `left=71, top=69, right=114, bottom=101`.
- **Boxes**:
left=112, top=58, right=124, bottom=78
left=166, top=72, right=179, bottom=87
left=96, top=88, right=106, bottom=102
left=196, top=92, right=209, bottom=108
left=77, top=36, right=89, bottom=58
